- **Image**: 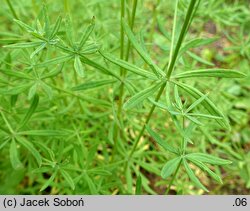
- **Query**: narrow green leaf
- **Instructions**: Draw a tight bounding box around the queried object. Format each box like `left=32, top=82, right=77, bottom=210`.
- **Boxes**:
left=0, top=83, right=32, bottom=95
left=28, top=83, right=37, bottom=100
left=185, top=93, right=209, bottom=113
left=20, top=94, right=39, bottom=128
left=41, top=64, right=64, bottom=79
left=79, top=54, right=120, bottom=79
left=40, top=82, right=53, bottom=100
left=40, top=170, right=58, bottom=192
left=136, top=160, right=161, bottom=176
left=32, top=166, right=51, bottom=174
left=0, top=138, right=10, bottom=150
left=72, top=79, right=116, bottom=91
left=16, top=136, right=42, bottom=167
left=35, top=55, right=73, bottom=68
left=74, top=55, right=85, bottom=77
left=4, top=41, right=43, bottom=49
left=101, top=52, right=158, bottom=80
left=84, top=173, right=97, bottom=194
left=79, top=17, right=95, bottom=49
left=174, top=81, right=230, bottom=129
left=0, top=38, right=24, bottom=44
left=189, top=113, right=222, bottom=119
left=0, top=111, right=14, bottom=133
left=9, top=139, right=23, bottom=170
left=183, top=158, right=209, bottom=192
left=135, top=175, right=142, bottom=195
left=173, top=69, right=246, bottom=79
left=187, top=157, right=222, bottom=184
left=123, top=83, right=161, bottom=110
left=42, top=5, right=50, bottom=36
left=126, top=166, right=133, bottom=193
left=186, top=153, right=232, bottom=165
left=187, top=51, right=214, bottom=66
left=185, top=115, right=203, bottom=125
left=88, top=169, right=112, bottom=176
left=14, top=19, right=34, bottom=32
left=174, top=85, right=182, bottom=109
left=49, top=16, right=62, bottom=39
left=60, top=169, right=75, bottom=190
left=122, top=19, right=165, bottom=78
left=81, top=43, right=99, bottom=54
left=161, top=156, right=182, bottom=179
left=0, top=69, right=33, bottom=80
left=146, top=125, right=178, bottom=155
left=179, top=37, right=218, bottom=55
left=18, top=130, right=69, bottom=136
left=30, top=42, right=47, bottom=58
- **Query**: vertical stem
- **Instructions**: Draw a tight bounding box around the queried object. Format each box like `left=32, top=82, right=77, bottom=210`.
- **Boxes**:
left=165, top=160, right=182, bottom=194
left=125, top=0, right=198, bottom=168
left=112, top=0, right=126, bottom=161
left=166, top=0, right=197, bottom=78
left=166, top=115, right=186, bottom=194
left=112, top=0, right=138, bottom=160
left=125, top=82, right=166, bottom=170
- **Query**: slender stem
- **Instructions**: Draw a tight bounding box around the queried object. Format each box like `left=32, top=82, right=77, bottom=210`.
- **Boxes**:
left=125, top=0, right=198, bottom=168
left=112, top=0, right=126, bottom=161
left=112, top=0, right=138, bottom=161
left=6, top=0, right=18, bottom=19
left=117, top=0, right=138, bottom=124
left=165, top=0, right=197, bottom=78
left=165, top=160, right=182, bottom=194
left=166, top=112, right=186, bottom=194
left=125, top=82, right=166, bottom=170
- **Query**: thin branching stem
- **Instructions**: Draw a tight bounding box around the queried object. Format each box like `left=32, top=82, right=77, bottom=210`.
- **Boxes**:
left=165, top=159, right=182, bottom=194
left=112, top=0, right=138, bottom=161
left=125, top=0, right=198, bottom=171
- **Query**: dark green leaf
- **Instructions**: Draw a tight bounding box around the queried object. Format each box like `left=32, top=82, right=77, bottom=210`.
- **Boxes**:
left=146, top=125, right=178, bottom=154
left=174, top=81, right=230, bottom=129
left=135, top=175, right=142, bottom=195
left=4, top=41, right=43, bottom=49
left=49, top=16, right=62, bottom=39
left=72, top=79, right=116, bottom=91
left=79, top=17, right=95, bottom=49
left=100, top=52, right=158, bottom=80
left=74, top=55, right=85, bottom=77
left=186, top=153, right=232, bottom=165
left=186, top=157, right=222, bottom=184
left=9, top=139, right=23, bottom=170
left=60, top=169, right=75, bottom=190
left=123, top=83, right=162, bottom=110
left=40, top=170, right=58, bottom=192
left=18, top=130, right=69, bottom=136
left=173, top=69, right=246, bottom=79
left=122, top=19, right=165, bottom=78
left=14, top=19, right=34, bottom=32
left=20, top=94, right=39, bottom=128
left=16, top=136, right=42, bottom=167
left=161, top=157, right=182, bottom=179
left=183, top=158, right=209, bottom=192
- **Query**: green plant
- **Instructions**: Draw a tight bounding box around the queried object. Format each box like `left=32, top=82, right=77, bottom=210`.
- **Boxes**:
left=0, top=0, right=248, bottom=194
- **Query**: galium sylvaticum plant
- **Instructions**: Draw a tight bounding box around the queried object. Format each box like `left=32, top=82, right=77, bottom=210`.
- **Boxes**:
left=0, top=0, right=246, bottom=194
